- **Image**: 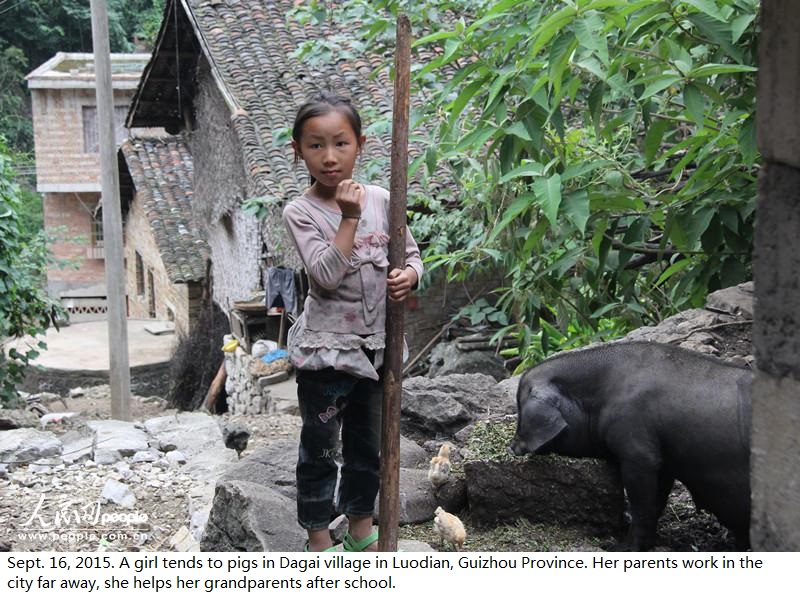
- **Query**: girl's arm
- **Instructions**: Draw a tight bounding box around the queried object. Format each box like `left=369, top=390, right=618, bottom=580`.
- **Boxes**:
left=331, top=179, right=363, bottom=259
left=282, top=203, right=351, bottom=290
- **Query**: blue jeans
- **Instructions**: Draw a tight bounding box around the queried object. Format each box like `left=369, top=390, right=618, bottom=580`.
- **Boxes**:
left=295, top=367, right=383, bottom=531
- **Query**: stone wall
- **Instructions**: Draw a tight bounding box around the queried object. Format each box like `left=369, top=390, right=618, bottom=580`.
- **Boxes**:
left=185, top=58, right=261, bottom=314
left=751, top=0, right=800, bottom=550
left=124, top=191, right=202, bottom=336
left=404, top=270, right=504, bottom=354
left=222, top=338, right=283, bottom=416
left=18, top=361, right=171, bottom=398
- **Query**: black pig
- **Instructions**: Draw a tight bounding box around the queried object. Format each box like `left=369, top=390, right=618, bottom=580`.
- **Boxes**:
left=508, top=341, right=752, bottom=550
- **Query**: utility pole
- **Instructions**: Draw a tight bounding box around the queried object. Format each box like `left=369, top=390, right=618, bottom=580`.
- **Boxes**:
left=90, top=0, right=131, bottom=421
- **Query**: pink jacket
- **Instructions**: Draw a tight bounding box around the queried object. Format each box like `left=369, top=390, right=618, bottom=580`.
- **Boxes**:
left=282, top=184, right=423, bottom=336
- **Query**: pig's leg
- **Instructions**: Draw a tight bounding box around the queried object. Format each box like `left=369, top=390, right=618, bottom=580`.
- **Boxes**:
left=619, top=459, right=673, bottom=551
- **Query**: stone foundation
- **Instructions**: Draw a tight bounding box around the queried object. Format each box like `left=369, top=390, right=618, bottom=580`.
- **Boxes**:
left=222, top=335, right=290, bottom=415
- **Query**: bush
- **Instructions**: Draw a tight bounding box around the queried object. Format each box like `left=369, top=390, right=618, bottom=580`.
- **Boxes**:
left=0, top=137, right=62, bottom=404
left=166, top=298, right=229, bottom=411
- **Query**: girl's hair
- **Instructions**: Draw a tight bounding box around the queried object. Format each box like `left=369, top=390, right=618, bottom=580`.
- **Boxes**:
left=292, top=92, right=363, bottom=173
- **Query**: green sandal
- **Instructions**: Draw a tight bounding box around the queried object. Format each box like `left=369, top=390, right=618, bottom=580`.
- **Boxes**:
left=342, top=530, right=379, bottom=552
left=304, top=542, right=338, bottom=552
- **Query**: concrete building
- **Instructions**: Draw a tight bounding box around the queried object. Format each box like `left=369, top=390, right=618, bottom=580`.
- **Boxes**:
left=26, top=52, right=150, bottom=320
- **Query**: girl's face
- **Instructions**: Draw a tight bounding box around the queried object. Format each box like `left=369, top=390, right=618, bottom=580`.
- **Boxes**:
left=293, top=110, right=365, bottom=192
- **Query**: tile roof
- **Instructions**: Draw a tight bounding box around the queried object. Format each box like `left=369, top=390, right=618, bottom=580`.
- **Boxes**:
left=119, top=136, right=208, bottom=283
left=129, top=0, right=435, bottom=203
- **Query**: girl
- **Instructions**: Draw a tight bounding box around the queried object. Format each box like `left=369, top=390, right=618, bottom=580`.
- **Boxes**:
left=282, top=92, right=423, bottom=552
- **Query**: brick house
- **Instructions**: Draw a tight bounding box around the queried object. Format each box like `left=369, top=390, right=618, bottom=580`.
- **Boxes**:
left=118, top=136, right=208, bottom=336
left=26, top=52, right=151, bottom=320
left=121, top=0, right=480, bottom=352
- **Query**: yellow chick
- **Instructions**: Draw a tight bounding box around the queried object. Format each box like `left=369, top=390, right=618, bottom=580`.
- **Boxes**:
left=433, top=506, right=466, bottom=551
left=427, top=442, right=452, bottom=492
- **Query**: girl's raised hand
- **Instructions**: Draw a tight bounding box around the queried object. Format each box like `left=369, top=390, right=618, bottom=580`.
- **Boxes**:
left=335, top=179, right=364, bottom=218
left=387, top=267, right=418, bottom=302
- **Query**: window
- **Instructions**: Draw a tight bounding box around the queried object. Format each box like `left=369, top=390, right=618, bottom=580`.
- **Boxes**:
left=135, top=251, right=145, bottom=296
left=147, top=269, right=156, bottom=318
left=82, top=105, right=129, bottom=153
left=91, top=209, right=104, bottom=247
left=85, top=206, right=105, bottom=259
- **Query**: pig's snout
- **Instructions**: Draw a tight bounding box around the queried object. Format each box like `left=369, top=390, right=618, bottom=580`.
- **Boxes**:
left=508, top=436, right=527, bottom=456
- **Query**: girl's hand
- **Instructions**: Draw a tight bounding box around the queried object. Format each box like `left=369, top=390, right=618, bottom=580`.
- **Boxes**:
left=336, top=179, right=364, bottom=218
left=387, top=267, right=418, bottom=302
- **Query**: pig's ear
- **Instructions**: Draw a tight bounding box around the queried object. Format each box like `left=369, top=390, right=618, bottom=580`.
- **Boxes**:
left=520, top=388, right=567, bottom=452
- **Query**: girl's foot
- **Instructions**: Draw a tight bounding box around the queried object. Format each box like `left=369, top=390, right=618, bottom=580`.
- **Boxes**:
left=346, top=516, right=379, bottom=552
left=306, top=528, right=335, bottom=552
left=342, top=529, right=379, bottom=552
left=304, top=542, right=338, bottom=552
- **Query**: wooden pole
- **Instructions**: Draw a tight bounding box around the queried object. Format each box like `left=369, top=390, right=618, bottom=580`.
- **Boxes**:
left=201, top=359, right=227, bottom=413
left=90, top=0, right=131, bottom=421
left=378, top=14, right=411, bottom=552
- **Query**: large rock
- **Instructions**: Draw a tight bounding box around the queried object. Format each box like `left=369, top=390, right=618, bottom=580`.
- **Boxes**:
left=401, top=374, right=515, bottom=436
left=496, top=376, right=521, bottom=404
left=59, top=429, right=94, bottom=465
left=0, top=409, right=40, bottom=430
left=87, top=420, right=149, bottom=464
left=399, top=435, right=428, bottom=469
left=620, top=282, right=753, bottom=363
left=705, top=281, right=754, bottom=319
left=402, top=389, right=471, bottom=435
left=435, top=474, right=468, bottom=514
left=375, top=468, right=437, bottom=525
left=223, top=439, right=298, bottom=500
left=144, top=412, right=225, bottom=456
left=201, top=481, right=305, bottom=551
left=0, top=428, right=62, bottom=469
left=428, top=342, right=509, bottom=381
left=182, top=449, right=238, bottom=481
left=465, top=456, right=624, bottom=536
left=144, top=412, right=236, bottom=485
left=202, top=435, right=438, bottom=547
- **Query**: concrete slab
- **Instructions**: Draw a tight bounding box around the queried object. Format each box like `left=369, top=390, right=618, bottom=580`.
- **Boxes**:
left=5, top=319, right=177, bottom=371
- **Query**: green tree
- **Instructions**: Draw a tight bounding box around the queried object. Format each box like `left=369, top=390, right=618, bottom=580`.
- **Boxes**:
left=292, top=0, right=758, bottom=365
left=0, top=46, right=33, bottom=151
left=0, top=137, right=62, bottom=404
left=0, top=0, right=166, bottom=153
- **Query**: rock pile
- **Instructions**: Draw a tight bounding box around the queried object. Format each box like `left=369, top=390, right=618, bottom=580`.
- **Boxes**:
left=1, top=406, right=240, bottom=551
left=223, top=337, right=291, bottom=415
